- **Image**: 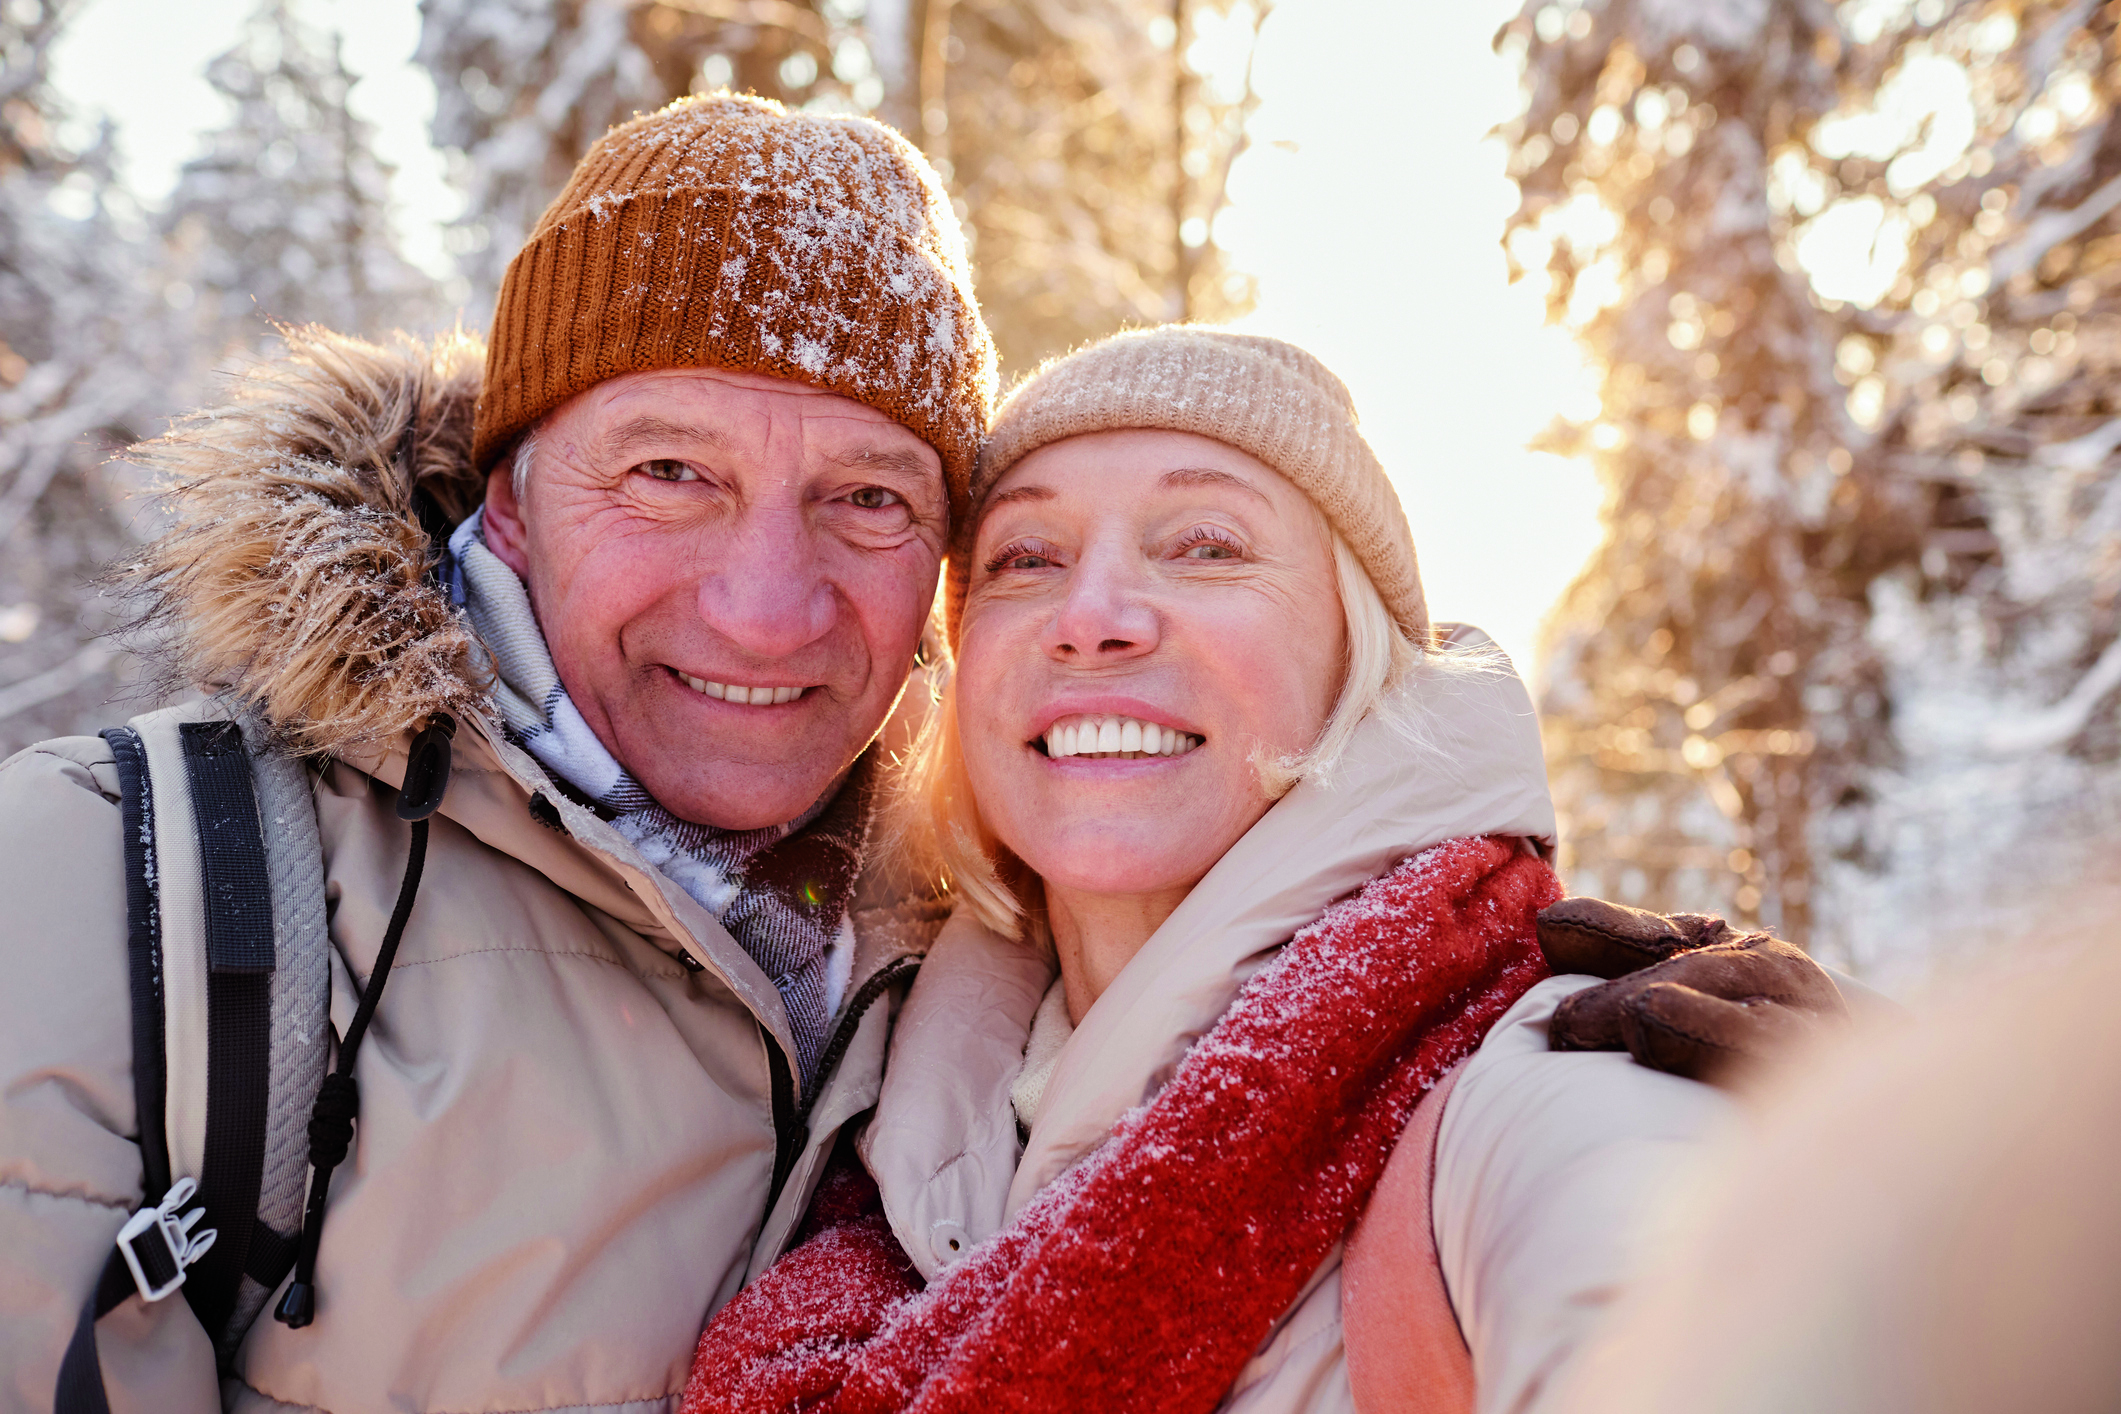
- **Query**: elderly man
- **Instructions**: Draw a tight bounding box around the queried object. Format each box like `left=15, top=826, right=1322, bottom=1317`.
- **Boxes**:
left=0, top=96, right=990, bottom=1413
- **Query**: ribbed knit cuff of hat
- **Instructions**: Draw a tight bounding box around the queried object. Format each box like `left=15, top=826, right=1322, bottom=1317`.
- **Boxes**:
left=473, top=93, right=997, bottom=524
left=947, top=327, right=1428, bottom=651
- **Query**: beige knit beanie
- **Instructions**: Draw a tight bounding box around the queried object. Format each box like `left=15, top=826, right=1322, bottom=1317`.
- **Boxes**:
left=474, top=93, right=997, bottom=520
left=947, top=326, right=1427, bottom=649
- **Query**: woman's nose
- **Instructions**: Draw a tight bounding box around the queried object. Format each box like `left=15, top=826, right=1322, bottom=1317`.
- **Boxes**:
left=1045, top=551, right=1159, bottom=662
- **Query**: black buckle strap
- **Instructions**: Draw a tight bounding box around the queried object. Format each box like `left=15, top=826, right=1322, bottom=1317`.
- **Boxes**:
left=177, top=721, right=276, bottom=1341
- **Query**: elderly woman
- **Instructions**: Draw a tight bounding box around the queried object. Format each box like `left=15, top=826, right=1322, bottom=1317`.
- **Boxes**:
left=680, top=329, right=1822, bottom=1414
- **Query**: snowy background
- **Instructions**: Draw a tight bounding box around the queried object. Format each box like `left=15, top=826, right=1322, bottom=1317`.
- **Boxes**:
left=4, top=0, right=2116, bottom=992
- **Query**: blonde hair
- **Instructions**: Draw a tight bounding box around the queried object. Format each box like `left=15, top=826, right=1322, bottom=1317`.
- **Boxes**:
left=887, top=526, right=1429, bottom=940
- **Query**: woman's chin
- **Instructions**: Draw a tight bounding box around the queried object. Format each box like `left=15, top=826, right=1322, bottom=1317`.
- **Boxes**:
left=1005, top=814, right=1254, bottom=903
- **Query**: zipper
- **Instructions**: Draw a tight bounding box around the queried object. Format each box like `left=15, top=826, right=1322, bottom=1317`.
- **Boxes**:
left=763, top=954, right=923, bottom=1215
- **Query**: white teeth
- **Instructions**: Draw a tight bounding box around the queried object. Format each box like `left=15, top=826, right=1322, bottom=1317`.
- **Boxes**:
left=679, top=673, right=806, bottom=704
left=1041, top=714, right=1201, bottom=760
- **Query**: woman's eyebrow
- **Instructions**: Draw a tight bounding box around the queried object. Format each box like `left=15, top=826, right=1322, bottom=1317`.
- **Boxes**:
left=1160, top=466, right=1270, bottom=504
left=987, top=484, right=1056, bottom=506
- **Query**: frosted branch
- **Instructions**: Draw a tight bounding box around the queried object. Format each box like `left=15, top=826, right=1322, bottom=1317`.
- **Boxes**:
left=0, top=643, right=112, bottom=725
left=1983, top=632, right=2121, bottom=753
left=1989, top=167, right=2121, bottom=285
left=2034, top=416, right=2121, bottom=473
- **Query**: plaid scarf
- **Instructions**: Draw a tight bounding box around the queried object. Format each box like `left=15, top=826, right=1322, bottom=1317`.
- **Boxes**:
left=448, top=510, right=871, bottom=1089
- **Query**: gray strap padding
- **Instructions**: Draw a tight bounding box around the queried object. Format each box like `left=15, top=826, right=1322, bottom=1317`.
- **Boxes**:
left=220, top=709, right=330, bottom=1349
left=127, top=703, right=333, bottom=1358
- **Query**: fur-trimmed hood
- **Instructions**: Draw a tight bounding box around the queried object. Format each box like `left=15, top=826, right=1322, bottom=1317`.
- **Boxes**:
left=125, top=326, right=496, bottom=755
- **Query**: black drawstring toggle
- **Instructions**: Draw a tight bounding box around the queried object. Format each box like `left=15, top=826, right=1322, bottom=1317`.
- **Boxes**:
left=276, top=712, right=452, bottom=1329
left=396, top=714, right=456, bottom=822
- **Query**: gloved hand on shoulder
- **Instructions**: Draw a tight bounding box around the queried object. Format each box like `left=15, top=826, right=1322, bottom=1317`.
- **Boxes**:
left=1537, top=897, right=1849, bottom=1085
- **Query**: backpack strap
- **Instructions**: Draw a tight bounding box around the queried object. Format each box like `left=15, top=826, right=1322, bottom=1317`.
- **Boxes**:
left=53, top=726, right=187, bottom=1414
left=55, top=708, right=333, bottom=1413
left=222, top=714, right=330, bottom=1342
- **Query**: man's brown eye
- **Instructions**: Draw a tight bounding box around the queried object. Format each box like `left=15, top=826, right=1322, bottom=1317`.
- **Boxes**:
left=639, top=459, right=697, bottom=482
left=849, top=486, right=903, bottom=509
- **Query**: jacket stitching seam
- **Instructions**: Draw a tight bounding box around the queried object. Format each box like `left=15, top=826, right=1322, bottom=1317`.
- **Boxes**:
left=0, top=1175, right=133, bottom=1212
left=236, top=1373, right=682, bottom=1414
left=387, top=946, right=687, bottom=980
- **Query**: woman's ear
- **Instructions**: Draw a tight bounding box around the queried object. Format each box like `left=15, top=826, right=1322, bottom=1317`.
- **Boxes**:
left=482, top=462, right=532, bottom=578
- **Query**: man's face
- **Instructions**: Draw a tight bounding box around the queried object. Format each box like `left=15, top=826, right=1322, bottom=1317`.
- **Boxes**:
left=482, top=367, right=946, bottom=830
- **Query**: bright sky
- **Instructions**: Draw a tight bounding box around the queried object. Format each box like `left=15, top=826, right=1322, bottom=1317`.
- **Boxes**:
left=1219, top=0, right=1603, bottom=674
left=51, top=0, right=1605, bottom=674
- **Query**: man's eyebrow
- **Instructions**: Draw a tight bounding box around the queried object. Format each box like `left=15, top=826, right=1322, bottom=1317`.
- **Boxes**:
left=825, top=444, right=939, bottom=480
left=599, top=416, right=727, bottom=459
left=1160, top=466, right=1271, bottom=504
left=985, top=484, right=1056, bottom=506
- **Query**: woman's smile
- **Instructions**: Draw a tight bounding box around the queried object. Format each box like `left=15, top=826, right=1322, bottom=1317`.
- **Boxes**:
left=1027, top=696, right=1206, bottom=761
left=1038, top=714, right=1202, bottom=760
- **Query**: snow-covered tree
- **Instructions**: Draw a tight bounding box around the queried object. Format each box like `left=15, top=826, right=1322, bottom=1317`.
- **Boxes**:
left=1508, top=0, right=2121, bottom=986
left=416, top=0, right=1264, bottom=372
left=0, top=0, right=176, bottom=754
left=415, top=0, right=664, bottom=309
left=165, top=0, right=435, bottom=369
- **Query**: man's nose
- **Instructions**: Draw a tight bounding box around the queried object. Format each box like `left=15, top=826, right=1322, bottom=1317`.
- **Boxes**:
left=1044, top=548, right=1160, bottom=663
left=695, top=508, right=837, bottom=659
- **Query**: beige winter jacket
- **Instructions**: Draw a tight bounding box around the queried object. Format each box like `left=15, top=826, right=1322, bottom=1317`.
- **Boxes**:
left=862, top=646, right=1737, bottom=1414
left=0, top=336, right=941, bottom=1414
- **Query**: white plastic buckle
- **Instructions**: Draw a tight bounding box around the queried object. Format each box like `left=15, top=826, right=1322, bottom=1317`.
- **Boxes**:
left=115, top=1176, right=217, bottom=1303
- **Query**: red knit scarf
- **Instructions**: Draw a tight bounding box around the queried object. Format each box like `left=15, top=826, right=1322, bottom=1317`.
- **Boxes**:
left=685, top=835, right=1559, bottom=1414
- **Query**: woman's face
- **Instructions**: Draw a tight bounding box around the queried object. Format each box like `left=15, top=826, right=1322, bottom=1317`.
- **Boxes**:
left=957, top=429, right=1348, bottom=903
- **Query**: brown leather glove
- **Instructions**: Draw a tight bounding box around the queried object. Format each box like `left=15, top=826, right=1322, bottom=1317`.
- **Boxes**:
left=1540, top=897, right=1849, bottom=1085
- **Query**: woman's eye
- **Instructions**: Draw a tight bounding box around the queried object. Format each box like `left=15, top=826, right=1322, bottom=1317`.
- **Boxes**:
left=636, top=459, right=700, bottom=483
left=1176, top=530, right=1243, bottom=560
left=984, top=539, right=1060, bottom=572
left=848, top=486, right=904, bottom=510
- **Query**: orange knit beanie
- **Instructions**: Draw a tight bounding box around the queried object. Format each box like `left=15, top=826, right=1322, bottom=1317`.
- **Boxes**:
left=947, top=326, right=1428, bottom=649
left=473, top=93, right=997, bottom=517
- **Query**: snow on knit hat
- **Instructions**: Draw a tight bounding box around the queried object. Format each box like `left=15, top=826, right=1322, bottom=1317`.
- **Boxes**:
left=473, top=93, right=997, bottom=518
left=947, top=326, right=1428, bottom=649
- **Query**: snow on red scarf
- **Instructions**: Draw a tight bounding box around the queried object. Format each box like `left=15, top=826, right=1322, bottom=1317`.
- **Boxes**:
left=685, top=834, right=1560, bottom=1414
